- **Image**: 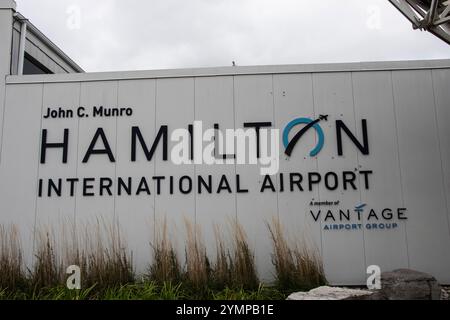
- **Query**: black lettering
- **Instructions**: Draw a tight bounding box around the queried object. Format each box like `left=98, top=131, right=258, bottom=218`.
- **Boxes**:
left=77, top=107, right=86, bottom=118
left=40, top=129, right=69, bottom=164
left=198, top=175, right=212, bottom=194
left=398, top=208, right=408, bottom=220
left=243, top=122, right=272, bottom=158
left=136, top=177, right=151, bottom=195
left=217, top=175, right=232, bottom=193
left=179, top=176, right=192, bottom=194
left=359, top=170, right=373, bottom=189
left=153, top=176, right=165, bottom=195
left=339, top=210, right=350, bottom=221
left=382, top=208, right=393, bottom=220
left=169, top=176, right=174, bottom=194
left=66, top=178, right=79, bottom=197
left=324, top=210, right=335, bottom=221
left=93, top=106, right=103, bottom=117
left=367, top=209, right=379, bottom=221
left=343, top=171, right=357, bottom=190
left=336, top=119, right=369, bottom=156
left=290, top=173, right=303, bottom=191
left=279, top=173, right=284, bottom=192
left=100, top=177, right=113, bottom=196
left=310, top=210, right=321, bottom=222
left=118, top=177, right=132, bottom=196
left=82, top=128, right=115, bottom=163
left=48, top=179, right=62, bottom=197
left=131, top=126, right=168, bottom=161
left=214, top=124, right=235, bottom=159
left=324, top=172, right=339, bottom=190
left=236, top=174, right=248, bottom=193
left=308, top=172, right=321, bottom=191
left=38, top=179, right=43, bottom=197
left=83, top=178, right=95, bottom=196
left=188, top=124, right=194, bottom=161
left=261, top=175, right=276, bottom=192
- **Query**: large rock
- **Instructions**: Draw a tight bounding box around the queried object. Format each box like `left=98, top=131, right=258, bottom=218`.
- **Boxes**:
left=377, top=269, right=442, bottom=300
left=287, top=269, right=443, bottom=300
left=287, top=286, right=375, bottom=300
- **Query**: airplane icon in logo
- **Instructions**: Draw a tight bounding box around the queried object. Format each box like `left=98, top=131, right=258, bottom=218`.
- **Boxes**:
left=283, top=115, right=329, bottom=157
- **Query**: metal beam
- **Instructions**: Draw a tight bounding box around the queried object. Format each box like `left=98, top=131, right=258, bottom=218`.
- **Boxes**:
left=388, top=0, right=450, bottom=44
left=17, top=18, right=27, bottom=75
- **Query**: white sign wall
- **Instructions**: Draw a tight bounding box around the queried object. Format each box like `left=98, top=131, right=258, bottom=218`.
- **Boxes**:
left=1, top=62, right=449, bottom=285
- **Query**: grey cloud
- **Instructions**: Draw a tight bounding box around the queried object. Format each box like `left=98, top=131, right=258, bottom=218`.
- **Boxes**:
left=15, top=0, right=450, bottom=72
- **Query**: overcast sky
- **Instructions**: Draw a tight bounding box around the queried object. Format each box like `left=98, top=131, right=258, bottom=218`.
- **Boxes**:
left=15, top=0, right=450, bottom=72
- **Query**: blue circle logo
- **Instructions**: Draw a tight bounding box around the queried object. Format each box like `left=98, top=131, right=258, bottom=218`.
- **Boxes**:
left=283, top=115, right=328, bottom=157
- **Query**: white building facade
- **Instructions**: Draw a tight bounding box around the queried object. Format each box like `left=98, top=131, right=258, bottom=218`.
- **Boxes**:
left=1, top=0, right=449, bottom=285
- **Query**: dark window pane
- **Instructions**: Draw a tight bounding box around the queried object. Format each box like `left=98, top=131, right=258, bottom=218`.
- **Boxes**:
left=23, top=53, right=53, bottom=75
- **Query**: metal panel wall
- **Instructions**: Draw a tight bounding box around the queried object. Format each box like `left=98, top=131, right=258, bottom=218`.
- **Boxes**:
left=1, top=65, right=449, bottom=284
left=312, top=72, right=366, bottom=285
left=194, top=76, right=237, bottom=261
left=233, top=75, right=279, bottom=281
left=0, top=4, right=14, bottom=166
left=75, top=81, right=118, bottom=226
left=432, top=70, right=450, bottom=250
left=154, top=78, right=196, bottom=262
left=36, top=82, right=80, bottom=239
left=392, top=70, right=450, bottom=281
left=273, top=73, right=322, bottom=262
left=352, top=71, right=409, bottom=275
left=116, top=79, right=157, bottom=273
left=0, top=83, right=43, bottom=265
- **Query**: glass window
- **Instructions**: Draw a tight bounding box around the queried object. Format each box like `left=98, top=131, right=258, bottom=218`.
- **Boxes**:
left=23, top=53, right=53, bottom=75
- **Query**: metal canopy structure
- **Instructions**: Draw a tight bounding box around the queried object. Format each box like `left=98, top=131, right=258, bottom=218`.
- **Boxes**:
left=389, top=0, right=450, bottom=44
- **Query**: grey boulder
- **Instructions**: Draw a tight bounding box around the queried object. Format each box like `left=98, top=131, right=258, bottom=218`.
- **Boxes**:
left=376, top=268, right=442, bottom=300
left=287, top=269, right=443, bottom=300
left=287, top=286, right=375, bottom=300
